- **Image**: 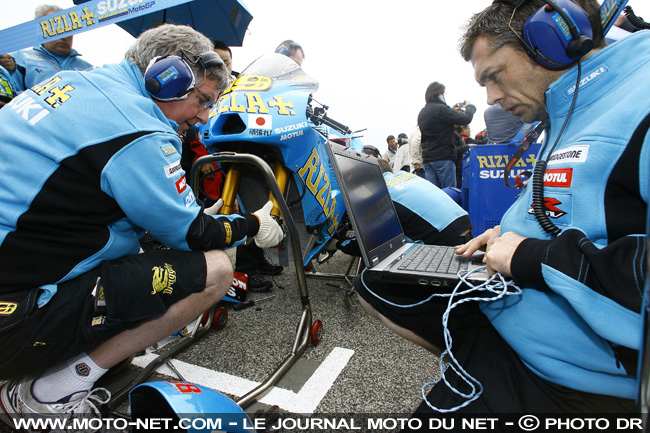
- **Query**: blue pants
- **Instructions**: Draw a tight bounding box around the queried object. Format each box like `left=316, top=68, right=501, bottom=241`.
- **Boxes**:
left=423, top=160, right=456, bottom=189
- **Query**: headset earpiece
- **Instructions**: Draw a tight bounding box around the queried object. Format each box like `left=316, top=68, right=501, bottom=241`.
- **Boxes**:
left=566, top=34, right=594, bottom=59
left=275, top=45, right=291, bottom=56
left=144, top=55, right=195, bottom=101
left=522, top=0, right=594, bottom=69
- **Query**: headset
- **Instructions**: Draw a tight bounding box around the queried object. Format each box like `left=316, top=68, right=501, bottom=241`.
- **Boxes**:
left=144, top=50, right=224, bottom=101
left=514, top=0, right=594, bottom=70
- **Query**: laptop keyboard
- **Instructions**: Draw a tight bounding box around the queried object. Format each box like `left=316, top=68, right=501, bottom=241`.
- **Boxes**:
left=397, top=245, right=468, bottom=274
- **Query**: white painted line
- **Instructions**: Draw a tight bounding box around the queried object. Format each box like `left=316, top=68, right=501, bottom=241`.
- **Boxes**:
left=263, top=347, right=355, bottom=413
left=131, top=347, right=354, bottom=414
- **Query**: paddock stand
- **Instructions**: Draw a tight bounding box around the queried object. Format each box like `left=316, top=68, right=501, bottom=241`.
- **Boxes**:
left=107, top=152, right=319, bottom=411
left=304, top=251, right=362, bottom=310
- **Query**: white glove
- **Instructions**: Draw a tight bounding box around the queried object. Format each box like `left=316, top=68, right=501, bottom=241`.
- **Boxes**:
left=252, top=201, right=284, bottom=248
left=204, top=198, right=223, bottom=215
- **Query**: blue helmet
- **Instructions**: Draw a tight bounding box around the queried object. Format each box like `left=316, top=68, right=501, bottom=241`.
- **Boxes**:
left=130, top=381, right=256, bottom=433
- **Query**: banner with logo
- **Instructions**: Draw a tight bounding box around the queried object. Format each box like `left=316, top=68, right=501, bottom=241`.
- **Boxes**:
left=0, top=0, right=195, bottom=54
left=600, top=0, right=629, bottom=35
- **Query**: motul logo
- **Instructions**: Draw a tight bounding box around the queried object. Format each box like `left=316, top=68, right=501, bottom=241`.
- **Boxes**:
left=543, top=168, right=572, bottom=187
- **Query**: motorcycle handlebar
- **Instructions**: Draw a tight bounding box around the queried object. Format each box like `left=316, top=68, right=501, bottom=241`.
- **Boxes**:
left=307, top=105, right=352, bottom=135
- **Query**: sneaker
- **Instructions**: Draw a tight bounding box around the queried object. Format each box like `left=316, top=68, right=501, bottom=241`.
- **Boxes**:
left=259, top=259, right=283, bottom=276
left=0, top=376, right=111, bottom=432
left=248, top=273, right=272, bottom=293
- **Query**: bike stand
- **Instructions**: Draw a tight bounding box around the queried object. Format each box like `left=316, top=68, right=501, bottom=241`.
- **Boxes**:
left=304, top=254, right=361, bottom=309
left=107, top=152, right=317, bottom=411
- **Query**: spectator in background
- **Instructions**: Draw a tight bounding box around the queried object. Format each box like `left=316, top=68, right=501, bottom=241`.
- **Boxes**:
left=474, top=128, right=489, bottom=144
left=458, top=125, right=476, bottom=145
left=484, top=103, right=525, bottom=144
left=362, top=145, right=381, bottom=158
left=0, top=54, right=14, bottom=71
left=0, top=65, right=16, bottom=108
left=417, top=82, right=476, bottom=188
left=275, top=40, right=305, bottom=66
left=453, top=125, right=471, bottom=189
left=409, top=125, right=425, bottom=178
left=211, top=40, right=234, bottom=78
left=393, top=132, right=411, bottom=173
left=2, top=5, right=93, bottom=93
left=381, top=135, right=397, bottom=169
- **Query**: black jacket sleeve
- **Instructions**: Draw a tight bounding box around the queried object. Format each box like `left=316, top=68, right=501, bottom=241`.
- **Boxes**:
left=511, top=228, right=647, bottom=313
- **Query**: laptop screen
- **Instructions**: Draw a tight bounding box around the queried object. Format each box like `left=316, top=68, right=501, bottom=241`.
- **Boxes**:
left=329, top=145, right=405, bottom=266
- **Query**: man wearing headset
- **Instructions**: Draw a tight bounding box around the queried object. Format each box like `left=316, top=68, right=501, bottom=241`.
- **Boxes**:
left=359, top=0, right=649, bottom=417
left=0, top=24, right=283, bottom=425
left=275, top=40, right=305, bottom=66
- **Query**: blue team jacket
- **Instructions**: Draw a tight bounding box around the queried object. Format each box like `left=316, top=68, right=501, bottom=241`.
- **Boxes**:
left=9, top=45, right=93, bottom=93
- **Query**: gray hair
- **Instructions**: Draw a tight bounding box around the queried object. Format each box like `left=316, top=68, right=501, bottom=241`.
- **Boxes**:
left=125, top=24, right=231, bottom=93
left=459, top=0, right=605, bottom=62
left=35, top=4, right=62, bottom=19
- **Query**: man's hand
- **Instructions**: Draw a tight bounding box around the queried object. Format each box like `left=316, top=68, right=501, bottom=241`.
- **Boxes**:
left=484, top=231, right=525, bottom=277
left=455, top=226, right=525, bottom=276
left=0, top=54, right=15, bottom=72
left=253, top=201, right=284, bottom=248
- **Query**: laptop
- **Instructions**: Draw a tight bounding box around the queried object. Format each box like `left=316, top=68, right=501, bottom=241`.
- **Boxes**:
left=325, top=142, right=489, bottom=288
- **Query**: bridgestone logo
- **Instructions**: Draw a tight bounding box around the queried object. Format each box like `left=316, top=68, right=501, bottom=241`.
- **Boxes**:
left=547, top=145, right=589, bottom=166
left=164, top=161, right=183, bottom=178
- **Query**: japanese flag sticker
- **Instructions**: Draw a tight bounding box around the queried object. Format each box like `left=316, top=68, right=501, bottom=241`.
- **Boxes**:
left=248, top=114, right=272, bottom=129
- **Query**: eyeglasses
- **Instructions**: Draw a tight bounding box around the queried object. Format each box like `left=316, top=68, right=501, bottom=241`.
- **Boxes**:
left=508, top=6, right=537, bottom=57
left=194, top=86, right=215, bottom=109
left=180, top=48, right=224, bottom=69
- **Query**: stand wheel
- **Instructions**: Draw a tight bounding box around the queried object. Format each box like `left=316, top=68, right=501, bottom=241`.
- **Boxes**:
left=310, top=320, right=323, bottom=346
left=213, top=307, right=229, bottom=331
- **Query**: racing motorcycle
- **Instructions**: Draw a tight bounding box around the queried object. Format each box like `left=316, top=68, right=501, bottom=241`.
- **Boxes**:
left=199, top=53, right=363, bottom=268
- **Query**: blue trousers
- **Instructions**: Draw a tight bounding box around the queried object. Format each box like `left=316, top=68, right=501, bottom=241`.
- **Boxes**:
left=423, top=160, right=456, bottom=188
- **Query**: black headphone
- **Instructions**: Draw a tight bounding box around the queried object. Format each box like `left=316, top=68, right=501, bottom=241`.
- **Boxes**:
left=499, top=0, right=594, bottom=69
left=144, top=50, right=224, bottom=101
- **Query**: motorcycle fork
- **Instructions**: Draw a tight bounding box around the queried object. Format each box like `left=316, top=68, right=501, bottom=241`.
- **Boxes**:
left=270, top=164, right=290, bottom=218
left=220, top=165, right=243, bottom=215
left=220, top=162, right=290, bottom=217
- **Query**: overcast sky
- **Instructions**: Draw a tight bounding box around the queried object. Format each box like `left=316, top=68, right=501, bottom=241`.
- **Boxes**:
left=2, top=0, right=648, bottom=154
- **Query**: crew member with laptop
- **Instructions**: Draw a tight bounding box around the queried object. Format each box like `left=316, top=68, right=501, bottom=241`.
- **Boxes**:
left=347, top=0, right=648, bottom=419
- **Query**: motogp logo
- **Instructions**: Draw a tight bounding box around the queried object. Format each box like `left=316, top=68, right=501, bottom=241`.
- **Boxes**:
left=528, top=197, right=567, bottom=219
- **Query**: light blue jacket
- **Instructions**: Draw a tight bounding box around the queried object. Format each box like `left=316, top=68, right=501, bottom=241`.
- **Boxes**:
left=9, top=44, right=93, bottom=93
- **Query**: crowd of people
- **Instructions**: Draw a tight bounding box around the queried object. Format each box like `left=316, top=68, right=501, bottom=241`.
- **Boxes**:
left=0, top=0, right=648, bottom=430
left=373, top=83, right=534, bottom=195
